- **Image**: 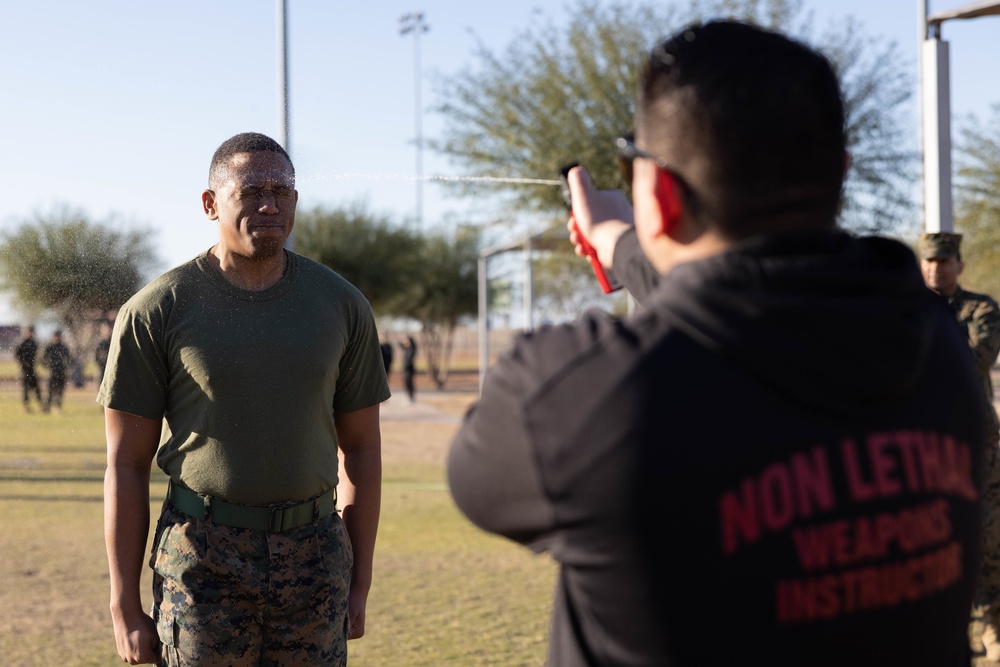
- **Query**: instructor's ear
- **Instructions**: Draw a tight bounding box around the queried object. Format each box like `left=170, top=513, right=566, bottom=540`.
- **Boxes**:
left=202, top=189, right=219, bottom=220
left=652, top=168, right=682, bottom=236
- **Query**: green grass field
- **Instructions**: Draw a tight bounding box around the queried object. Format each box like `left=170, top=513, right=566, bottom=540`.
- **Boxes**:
left=0, top=385, right=555, bottom=666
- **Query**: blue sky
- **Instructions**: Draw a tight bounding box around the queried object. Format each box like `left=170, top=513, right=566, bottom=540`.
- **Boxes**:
left=1, top=0, right=998, bottom=324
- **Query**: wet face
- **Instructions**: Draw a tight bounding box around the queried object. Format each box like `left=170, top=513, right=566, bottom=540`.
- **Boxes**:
left=920, top=256, right=963, bottom=296
left=202, top=151, right=297, bottom=260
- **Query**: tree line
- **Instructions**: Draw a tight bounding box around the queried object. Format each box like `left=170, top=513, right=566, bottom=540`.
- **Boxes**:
left=0, top=203, right=479, bottom=389
left=294, top=204, right=478, bottom=388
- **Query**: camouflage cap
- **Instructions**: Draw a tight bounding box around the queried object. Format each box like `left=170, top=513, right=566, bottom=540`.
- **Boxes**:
left=918, top=232, right=963, bottom=260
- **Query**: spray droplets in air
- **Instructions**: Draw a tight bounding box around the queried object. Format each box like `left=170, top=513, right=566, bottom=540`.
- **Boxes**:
left=302, top=172, right=560, bottom=186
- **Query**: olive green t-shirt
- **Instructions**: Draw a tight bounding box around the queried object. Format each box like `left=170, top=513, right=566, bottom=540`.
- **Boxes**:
left=98, top=250, right=391, bottom=504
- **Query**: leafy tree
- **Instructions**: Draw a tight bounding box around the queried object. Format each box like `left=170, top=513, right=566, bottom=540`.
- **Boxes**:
left=0, top=204, right=158, bottom=359
left=435, top=1, right=658, bottom=214
left=816, top=16, right=915, bottom=233
left=294, top=203, right=479, bottom=388
left=955, top=104, right=1000, bottom=298
left=294, top=202, right=423, bottom=313
left=395, top=227, right=480, bottom=389
left=435, top=0, right=916, bottom=234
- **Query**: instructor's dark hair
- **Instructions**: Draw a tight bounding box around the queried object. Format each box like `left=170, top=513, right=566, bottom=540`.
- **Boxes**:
left=638, top=21, right=846, bottom=238
left=208, top=132, right=294, bottom=188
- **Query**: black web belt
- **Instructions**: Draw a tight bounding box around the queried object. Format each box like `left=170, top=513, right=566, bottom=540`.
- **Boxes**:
left=167, top=480, right=337, bottom=533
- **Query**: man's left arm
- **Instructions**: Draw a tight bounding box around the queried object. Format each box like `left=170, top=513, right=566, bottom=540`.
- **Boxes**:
left=335, top=404, right=381, bottom=640
left=968, top=299, right=1000, bottom=375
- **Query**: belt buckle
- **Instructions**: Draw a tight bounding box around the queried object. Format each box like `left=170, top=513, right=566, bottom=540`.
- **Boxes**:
left=268, top=505, right=285, bottom=533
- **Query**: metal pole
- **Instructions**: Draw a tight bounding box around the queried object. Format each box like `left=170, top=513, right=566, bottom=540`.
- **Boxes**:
left=921, top=37, right=953, bottom=232
left=918, top=0, right=926, bottom=231
left=277, top=0, right=294, bottom=250
left=919, top=1, right=1000, bottom=233
left=276, top=0, right=290, bottom=152
left=413, top=26, right=424, bottom=231
left=523, top=237, right=534, bottom=332
left=478, top=253, right=489, bottom=394
left=400, top=13, right=428, bottom=232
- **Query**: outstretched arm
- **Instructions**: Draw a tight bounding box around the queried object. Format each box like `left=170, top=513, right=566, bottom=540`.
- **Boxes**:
left=336, top=404, right=382, bottom=640
left=104, top=407, right=162, bottom=665
left=566, top=166, right=661, bottom=303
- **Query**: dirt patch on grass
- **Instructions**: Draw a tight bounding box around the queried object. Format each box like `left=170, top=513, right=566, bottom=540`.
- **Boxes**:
left=379, top=389, right=477, bottom=468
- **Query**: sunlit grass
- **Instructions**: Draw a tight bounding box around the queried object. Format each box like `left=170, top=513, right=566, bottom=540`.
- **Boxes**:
left=0, top=386, right=555, bottom=666
left=0, top=359, right=103, bottom=384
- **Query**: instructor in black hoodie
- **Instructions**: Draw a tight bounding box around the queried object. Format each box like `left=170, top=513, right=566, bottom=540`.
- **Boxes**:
left=448, top=20, right=988, bottom=667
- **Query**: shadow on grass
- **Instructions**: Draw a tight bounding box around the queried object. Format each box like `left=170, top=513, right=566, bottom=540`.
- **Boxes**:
left=0, top=475, right=105, bottom=482
left=0, top=494, right=105, bottom=502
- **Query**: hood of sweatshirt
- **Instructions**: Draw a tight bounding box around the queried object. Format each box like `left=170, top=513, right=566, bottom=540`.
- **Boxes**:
left=652, top=229, right=936, bottom=417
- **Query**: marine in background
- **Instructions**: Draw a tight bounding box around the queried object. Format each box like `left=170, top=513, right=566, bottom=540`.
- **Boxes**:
left=41, top=330, right=71, bottom=413
left=919, top=231, right=1000, bottom=662
left=14, top=325, right=43, bottom=412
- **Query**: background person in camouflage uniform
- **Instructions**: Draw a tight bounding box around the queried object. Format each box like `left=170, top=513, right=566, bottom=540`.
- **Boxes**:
left=14, top=325, right=43, bottom=412
left=920, top=231, right=1000, bottom=661
left=41, top=330, right=71, bottom=413
left=100, top=133, right=389, bottom=666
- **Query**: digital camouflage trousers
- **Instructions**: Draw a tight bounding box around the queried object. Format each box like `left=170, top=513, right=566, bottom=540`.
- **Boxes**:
left=976, top=437, right=1000, bottom=626
left=150, top=501, right=353, bottom=667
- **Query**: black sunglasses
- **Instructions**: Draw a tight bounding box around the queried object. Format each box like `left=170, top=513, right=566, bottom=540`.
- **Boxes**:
left=615, top=134, right=679, bottom=188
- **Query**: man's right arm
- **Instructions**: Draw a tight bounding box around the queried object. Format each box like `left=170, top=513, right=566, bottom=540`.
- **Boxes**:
left=448, top=349, right=556, bottom=547
left=104, top=407, right=162, bottom=665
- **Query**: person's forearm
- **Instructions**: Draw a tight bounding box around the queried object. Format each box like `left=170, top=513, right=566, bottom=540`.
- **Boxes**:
left=969, top=317, right=1000, bottom=375
left=103, top=408, right=162, bottom=663
left=972, top=342, right=998, bottom=375
left=612, top=227, right=661, bottom=305
left=338, top=444, right=382, bottom=590
left=104, top=465, right=152, bottom=617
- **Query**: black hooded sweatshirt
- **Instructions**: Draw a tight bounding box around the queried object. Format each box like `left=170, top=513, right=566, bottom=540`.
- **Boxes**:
left=448, top=228, right=986, bottom=667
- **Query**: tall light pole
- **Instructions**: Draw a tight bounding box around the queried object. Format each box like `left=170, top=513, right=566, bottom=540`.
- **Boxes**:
left=919, top=0, right=1000, bottom=233
left=277, top=0, right=293, bottom=249
left=400, top=12, right=429, bottom=231
left=277, top=0, right=290, bottom=152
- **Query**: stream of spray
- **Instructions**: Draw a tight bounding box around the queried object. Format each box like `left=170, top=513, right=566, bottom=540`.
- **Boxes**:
left=302, top=172, right=561, bottom=186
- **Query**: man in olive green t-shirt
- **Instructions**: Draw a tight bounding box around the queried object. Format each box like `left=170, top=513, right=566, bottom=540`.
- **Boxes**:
left=100, top=133, right=389, bottom=666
